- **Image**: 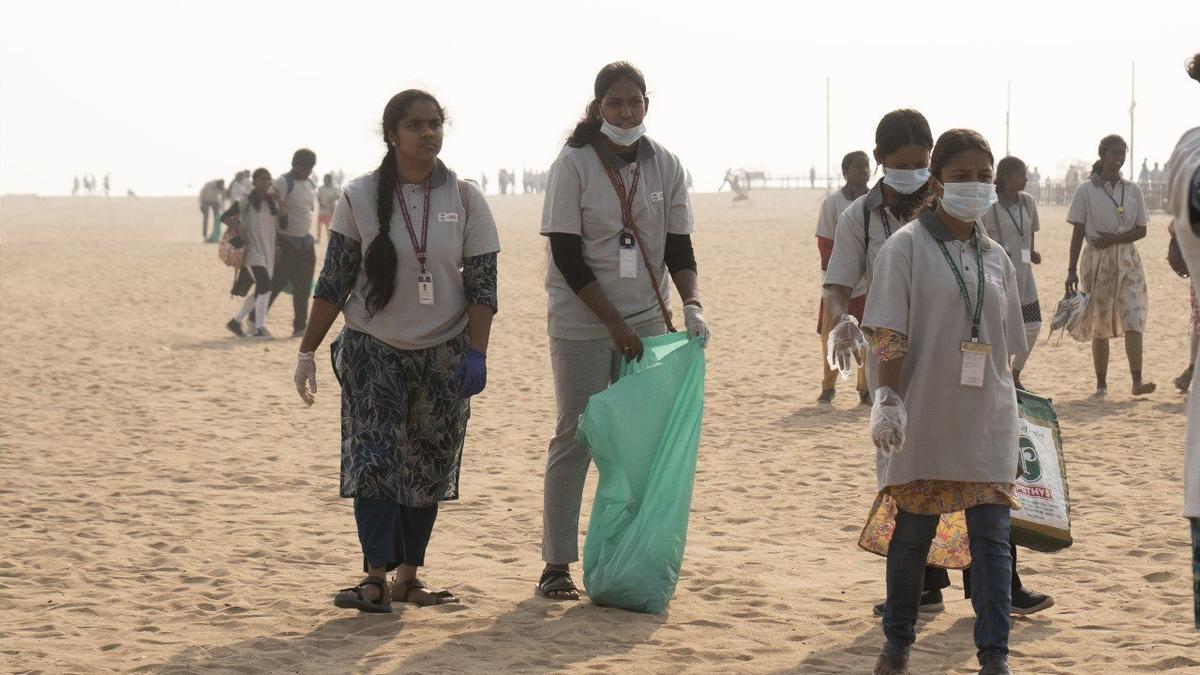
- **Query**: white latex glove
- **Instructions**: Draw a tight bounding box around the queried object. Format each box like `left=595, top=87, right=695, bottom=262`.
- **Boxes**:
left=684, top=304, right=710, bottom=348
left=826, top=314, right=868, bottom=379
left=870, top=386, right=907, bottom=457
left=295, top=351, right=317, bottom=406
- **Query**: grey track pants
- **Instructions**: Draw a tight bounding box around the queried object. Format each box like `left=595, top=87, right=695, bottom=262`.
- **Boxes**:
left=541, top=321, right=666, bottom=565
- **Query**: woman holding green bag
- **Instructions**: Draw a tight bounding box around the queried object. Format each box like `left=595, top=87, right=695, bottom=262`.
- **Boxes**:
left=536, top=61, right=709, bottom=601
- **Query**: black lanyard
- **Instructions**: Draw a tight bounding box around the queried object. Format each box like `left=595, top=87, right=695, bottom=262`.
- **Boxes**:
left=936, top=234, right=986, bottom=341
left=991, top=200, right=1025, bottom=247
left=394, top=179, right=432, bottom=272
left=879, top=208, right=894, bottom=238
left=1102, top=181, right=1126, bottom=215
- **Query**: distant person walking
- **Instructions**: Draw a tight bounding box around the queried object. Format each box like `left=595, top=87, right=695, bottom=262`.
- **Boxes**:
left=199, top=178, right=226, bottom=241
left=810, top=165, right=817, bottom=189
left=222, top=168, right=279, bottom=338
left=103, top=173, right=111, bottom=197
left=294, top=89, right=500, bottom=613
left=317, top=173, right=339, bottom=243
left=815, top=151, right=871, bottom=405
left=266, top=148, right=319, bottom=337
left=1065, top=134, right=1156, bottom=397
left=982, top=156, right=1043, bottom=391
left=72, top=175, right=79, bottom=196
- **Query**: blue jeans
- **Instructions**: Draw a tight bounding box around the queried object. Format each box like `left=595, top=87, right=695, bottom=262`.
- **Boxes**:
left=884, top=504, right=1012, bottom=665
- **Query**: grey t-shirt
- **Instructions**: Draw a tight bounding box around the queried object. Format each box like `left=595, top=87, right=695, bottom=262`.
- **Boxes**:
left=331, top=161, right=501, bottom=350
left=274, top=173, right=318, bottom=238
left=1066, top=176, right=1149, bottom=239
left=540, top=136, right=693, bottom=340
left=981, top=191, right=1040, bottom=306
left=863, top=211, right=1026, bottom=489
left=823, top=183, right=899, bottom=300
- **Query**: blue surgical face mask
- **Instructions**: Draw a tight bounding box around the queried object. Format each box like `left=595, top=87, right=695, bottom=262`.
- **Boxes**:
left=600, top=118, right=646, bottom=147
left=882, top=167, right=931, bottom=194
left=941, top=181, right=999, bottom=221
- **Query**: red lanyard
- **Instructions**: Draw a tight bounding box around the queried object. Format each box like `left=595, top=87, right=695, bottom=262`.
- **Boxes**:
left=394, top=179, right=432, bottom=272
left=605, top=163, right=641, bottom=230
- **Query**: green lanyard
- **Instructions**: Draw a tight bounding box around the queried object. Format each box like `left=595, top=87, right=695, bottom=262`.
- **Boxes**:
left=936, top=233, right=985, bottom=341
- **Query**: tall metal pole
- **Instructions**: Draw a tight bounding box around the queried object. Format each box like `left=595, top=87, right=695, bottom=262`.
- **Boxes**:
left=1130, top=62, right=1136, bottom=179
left=1005, top=80, right=1011, bottom=156
left=826, top=76, right=831, bottom=193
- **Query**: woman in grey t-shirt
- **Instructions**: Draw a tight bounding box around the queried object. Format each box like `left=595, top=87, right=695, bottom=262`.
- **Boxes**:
left=291, top=90, right=501, bottom=613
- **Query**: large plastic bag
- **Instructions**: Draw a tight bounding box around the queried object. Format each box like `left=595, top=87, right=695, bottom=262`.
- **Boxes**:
left=576, top=331, right=706, bottom=613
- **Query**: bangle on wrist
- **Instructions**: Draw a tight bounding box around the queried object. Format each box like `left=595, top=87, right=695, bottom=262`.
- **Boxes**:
left=683, top=297, right=703, bottom=309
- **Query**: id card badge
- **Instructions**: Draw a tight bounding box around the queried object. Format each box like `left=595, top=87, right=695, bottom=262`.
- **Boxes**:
left=619, top=230, right=637, bottom=279
left=1021, top=248, right=1032, bottom=264
left=417, top=272, right=434, bottom=305
left=960, top=340, right=991, bottom=387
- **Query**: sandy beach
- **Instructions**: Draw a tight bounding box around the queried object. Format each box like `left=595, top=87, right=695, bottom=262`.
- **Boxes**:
left=1, top=190, right=1196, bottom=674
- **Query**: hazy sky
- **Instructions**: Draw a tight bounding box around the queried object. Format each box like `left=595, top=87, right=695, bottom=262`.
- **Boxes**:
left=2, top=0, right=1199, bottom=196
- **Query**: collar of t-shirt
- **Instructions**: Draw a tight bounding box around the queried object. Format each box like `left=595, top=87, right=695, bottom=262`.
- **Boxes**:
left=1090, top=174, right=1127, bottom=190
left=592, top=137, right=657, bottom=170
left=396, top=158, right=450, bottom=189
left=918, top=209, right=990, bottom=248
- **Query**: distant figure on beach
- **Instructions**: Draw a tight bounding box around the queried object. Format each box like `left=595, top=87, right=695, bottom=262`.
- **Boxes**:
left=1065, top=134, right=1156, bottom=396
left=810, top=165, right=817, bottom=188
left=316, top=172, right=339, bottom=243
left=72, top=175, right=79, bottom=196
left=536, top=61, right=708, bottom=602
left=982, top=155, right=1043, bottom=391
left=199, top=178, right=226, bottom=241
left=228, top=170, right=251, bottom=203
left=126, top=188, right=137, bottom=197
left=221, top=168, right=279, bottom=338
left=815, top=150, right=871, bottom=405
left=103, top=173, right=111, bottom=197
left=1139, top=159, right=1152, bottom=185
left=720, top=168, right=749, bottom=201
left=293, top=89, right=499, bottom=614
left=252, top=149, right=319, bottom=337
left=481, top=171, right=489, bottom=193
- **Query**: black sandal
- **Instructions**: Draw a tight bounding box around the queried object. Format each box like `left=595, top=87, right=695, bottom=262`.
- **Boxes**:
left=333, top=575, right=392, bottom=613
left=395, top=578, right=459, bottom=606
left=536, top=569, right=580, bottom=601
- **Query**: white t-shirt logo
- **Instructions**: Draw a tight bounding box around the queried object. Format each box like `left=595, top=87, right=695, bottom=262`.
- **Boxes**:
left=650, top=191, right=664, bottom=202
left=437, top=212, right=459, bottom=223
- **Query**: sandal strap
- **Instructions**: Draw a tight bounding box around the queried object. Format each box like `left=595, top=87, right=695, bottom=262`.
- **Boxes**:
left=339, top=575, right=388, bottom=599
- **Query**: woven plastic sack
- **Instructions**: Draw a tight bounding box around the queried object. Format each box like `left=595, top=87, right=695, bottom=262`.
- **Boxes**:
left=577, top=332, right=706, bottom=613
left=1011, top=390, right=1073, bottom=552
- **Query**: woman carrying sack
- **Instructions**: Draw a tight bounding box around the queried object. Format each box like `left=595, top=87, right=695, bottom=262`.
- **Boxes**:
left=536, top=61, right=709, bottom=601
left=293, top=89, right=500, bottom=613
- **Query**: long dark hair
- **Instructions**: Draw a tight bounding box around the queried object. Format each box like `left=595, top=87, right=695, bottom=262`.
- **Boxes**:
left=994, top=156, right=1026, bottom=195
left=875, top=109, right=934, bottom=221
left=1091, top=134, right=1127, bottom=176
left=363, top=90, right=446, bottom=318
left=566, top=62, right=647, bottom=148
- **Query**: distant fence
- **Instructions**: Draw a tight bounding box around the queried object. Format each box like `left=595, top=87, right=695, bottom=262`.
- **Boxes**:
left=1030, top=180, right=1171, bottom=212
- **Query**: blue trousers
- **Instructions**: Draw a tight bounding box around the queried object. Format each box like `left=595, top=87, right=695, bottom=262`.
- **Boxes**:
left=354, top=497, right=438, bottom=573
left=884, top=505, right=1012, bottom=665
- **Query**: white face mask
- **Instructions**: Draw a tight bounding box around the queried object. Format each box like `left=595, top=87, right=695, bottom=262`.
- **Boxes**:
left=600, top=118, right=646, bottom=147
left=882, top=167, right=931, bottom=194
left=941, top=181, right=999, bottom=221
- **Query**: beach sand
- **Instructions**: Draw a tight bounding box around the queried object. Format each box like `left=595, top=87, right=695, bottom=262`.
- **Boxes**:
left=1, top=190, right=1196, bottom=673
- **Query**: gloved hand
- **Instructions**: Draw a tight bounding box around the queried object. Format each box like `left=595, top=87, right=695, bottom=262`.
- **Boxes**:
left=683, top=303, right=710, bottom=348
left=870, top=386, right=907, bottom=457
left=455, top=347, right=488, bottom=398
left=295, top=351, right=317, bottom=406
left=826, top=314, right=868, bottom=378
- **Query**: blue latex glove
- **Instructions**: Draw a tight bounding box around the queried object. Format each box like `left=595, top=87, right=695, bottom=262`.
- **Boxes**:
left=454, top=347, right=487, bottom=398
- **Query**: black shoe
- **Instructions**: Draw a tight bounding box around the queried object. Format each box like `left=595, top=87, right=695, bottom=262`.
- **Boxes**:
left=225, top=319, right=245, bottom=337
left=978, top=659, right=1012, bottom=674
left=873, top=589, right=944, bottom=616
left=817, top=388, right=835, bottom=404
left=860, top=390, right=873, bottom=406
left=1011, top=586, right=1054, bottom=615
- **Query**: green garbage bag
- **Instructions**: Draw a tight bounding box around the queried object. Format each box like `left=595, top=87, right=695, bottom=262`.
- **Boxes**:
left=577, top=331, right=706, bottom=613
